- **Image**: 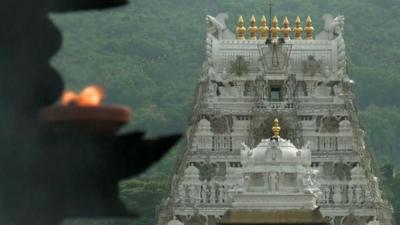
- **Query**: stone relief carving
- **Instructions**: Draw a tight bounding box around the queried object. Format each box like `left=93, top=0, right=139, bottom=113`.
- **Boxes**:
left=244, top=81, right=254, bottom=96
left=254, top=75, right=266, bottom=102
left=342, top=213, right=360, bottom=225
left=229, top=56, right=249, bottom=76
left=303, top=170, right=322, bottom=197
left=333, top=162, right=351, bottom=181
left=316, top=14, right=345, bottom=40
left=313, top=81, right=332, bottom=97
left=206, top=13, right=234, bottom=40
left=318, top=115, right=340, bottom=133
left=285, top=74, right=297, bottom=100
left=296, top=81, right=307, bottom=97
left=188, top=210, right=207, bottom=225
left=249, top=113, right=298, bottom=147
left=303, top=55, right=322, bottom=76
left=196, top=162, right=217, bottom=181
left=207, top=114, right=233, bottom=134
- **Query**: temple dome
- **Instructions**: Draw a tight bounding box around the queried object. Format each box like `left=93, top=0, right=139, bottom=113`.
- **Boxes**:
left=166, top=217, right=183, bottom=225
left=243, top=138, right=311, bottom=168
left=235, top=118, right=319, bottom=210
left=184, top=165, right=200, bottom=176
left=339, top=119, right=351, bottom=131
left=198, top=118, right=211, bottom=129
left=350, top=164, right=366, bottom=181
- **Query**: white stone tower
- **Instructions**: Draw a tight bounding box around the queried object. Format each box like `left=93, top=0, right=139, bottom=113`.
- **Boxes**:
left=158, top=13, right=393, bottom=225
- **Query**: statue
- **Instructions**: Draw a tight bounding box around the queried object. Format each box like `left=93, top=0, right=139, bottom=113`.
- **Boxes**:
left=285, top=74, right=297, bottom=100
left=316, top=14, right=345, bottom=40
left=303, top=170, right=322, bottom=197
left=303, top=55, right=321, bottom=76
left=269, top=172, right=278, bottom=192
left=254, top=75, right=266, bottom=101
left=206, top=13, right=235, bottom=40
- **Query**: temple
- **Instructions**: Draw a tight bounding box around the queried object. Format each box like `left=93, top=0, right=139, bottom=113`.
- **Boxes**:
left=157, top=13, right=393, bottom=225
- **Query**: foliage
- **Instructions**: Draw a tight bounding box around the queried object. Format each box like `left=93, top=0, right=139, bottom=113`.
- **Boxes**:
left=51, top=0, right=400, bottom=224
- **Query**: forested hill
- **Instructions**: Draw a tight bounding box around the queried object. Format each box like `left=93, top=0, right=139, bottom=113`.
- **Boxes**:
left=51, top=0, right=400, bottom=224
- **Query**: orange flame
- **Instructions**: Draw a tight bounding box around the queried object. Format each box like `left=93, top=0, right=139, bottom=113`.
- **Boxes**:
left=61, top=85, right=105, bottom=106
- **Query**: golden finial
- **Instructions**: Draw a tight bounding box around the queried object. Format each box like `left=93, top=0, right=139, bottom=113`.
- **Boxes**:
left=248, top=15, right=258, bottom=40
left=282, top=17, right=291, bottom=40
left=272, top=118, right=281, bottom=139
left=259, top=15, right=269, bottom=40
left=305, top=16, right=314, bottom=40
left=293, top=16, right=303, bottom=40
left=236, top=15, right=246, bottom=40
left=270, top=16, right=280, bottom=40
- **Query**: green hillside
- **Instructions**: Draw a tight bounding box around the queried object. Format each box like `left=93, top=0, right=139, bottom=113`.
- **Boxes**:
left=51, top=0, right=400, bottom=224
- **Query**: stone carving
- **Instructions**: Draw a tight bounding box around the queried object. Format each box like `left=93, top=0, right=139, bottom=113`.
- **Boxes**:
left=303, top=170, right=322, bottom=197
left=250, top=114, right=298, bottom=147
left=208, top=114, right=232, bottom=134
left=285, top=74, right=297, bottom=100
left=269, top=172, right=279, bottom=192
left=303, top=55, right=322, bottom=76
left=244, top=81, right=254, bottom=96
left=166, top=216, right=184, bottom=225
left=342, top=213, right=360, bottom=225
left=313, top=81, right=332, bottom=97
left=333, top=84, right=342, bottom=96
left=333, top=162, right=351, bottom=181
left=188, top=210, right=207, bottom=225
left=329, top=15, right=345, bottom=39
left=318, top=115, right=340, bottom=133
left=317, top=14, right=345, bottom=40
left=254, top=75, right=266, bottom=102
left=258, top=43, right=292, bottom=72
left=296, top=81, right=308, bottom=97
left=196, top=162, right=218, bottom=181
left=229, top=56, right=249, bottom=76
left=206, top=13, right=235, bottom=40
left=332, top=186, right=342, bottom=204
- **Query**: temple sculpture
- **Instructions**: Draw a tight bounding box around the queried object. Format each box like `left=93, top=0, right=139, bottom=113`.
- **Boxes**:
left=157, top=13, right=393, bottom=225
left=218, top=119, right=328, bottom=225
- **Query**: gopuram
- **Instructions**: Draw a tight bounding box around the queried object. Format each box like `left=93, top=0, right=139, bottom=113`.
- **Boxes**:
left=157, top=13, right=394, bottom=225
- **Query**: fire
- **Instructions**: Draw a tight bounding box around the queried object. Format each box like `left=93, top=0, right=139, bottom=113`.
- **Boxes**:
left=61, top=85, right=105, bottom=106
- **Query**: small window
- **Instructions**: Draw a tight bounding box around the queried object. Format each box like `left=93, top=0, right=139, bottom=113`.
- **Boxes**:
left=270, top=87, right=281, bottom=102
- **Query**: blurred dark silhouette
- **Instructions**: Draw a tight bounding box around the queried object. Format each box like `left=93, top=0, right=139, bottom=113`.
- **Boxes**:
left=0, top=1, right=180, bottom=225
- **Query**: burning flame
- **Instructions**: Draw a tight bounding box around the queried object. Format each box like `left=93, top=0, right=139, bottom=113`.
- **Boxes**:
left=61, top=85, right=105, bottom=106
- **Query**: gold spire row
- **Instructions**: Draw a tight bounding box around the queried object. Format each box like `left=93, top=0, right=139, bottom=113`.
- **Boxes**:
left=259, top=15, right=269, bottom=40
left=282, top=16, right=291, bottom=40
left=248, top=15, right=258, bottom=40
left=272, top=118, right=281, bottom=139
left=234, top=16, right=314, bottom=41
left=236, top=15, right=246, bottom=40
left=270, top=16, right=280, bottom=40
left=304, top=16, right=314, bottom=40
left=293, top=16, right=303, bottom=40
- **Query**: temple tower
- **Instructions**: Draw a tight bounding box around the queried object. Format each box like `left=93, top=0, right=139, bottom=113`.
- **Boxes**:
left=158, top=13, right=393, bottom=225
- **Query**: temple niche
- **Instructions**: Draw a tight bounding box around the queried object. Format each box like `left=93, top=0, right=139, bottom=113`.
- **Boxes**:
left=249, top=113, right=299, bottom=147
left=159, top=12, right=393, bottom=225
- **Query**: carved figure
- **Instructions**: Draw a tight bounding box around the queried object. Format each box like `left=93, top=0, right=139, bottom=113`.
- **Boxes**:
left=254, top=75, right=266, bottom=101
left=303, top=55, right=321, bottom=76
left=316, top=14, right=345, bottom=40
left=303, top=170, right=321, bottom=197
left=285, top=74, right=297, bottom=100
left=269, top=172, right=278, bottom=192
left=206, top=13, right=234, bottom=40
left=229, top=56, right=250, bottom=76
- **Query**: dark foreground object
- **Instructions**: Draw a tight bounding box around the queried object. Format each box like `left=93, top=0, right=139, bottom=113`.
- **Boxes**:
left=0, top=1, right=180, bottom=225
